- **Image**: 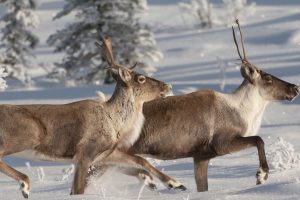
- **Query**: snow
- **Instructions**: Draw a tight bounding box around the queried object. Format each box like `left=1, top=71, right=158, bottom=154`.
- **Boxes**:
left=0, top=66, right=7, bottom=90
left=16, top=8, right=40, bottom=28
left=266, top=137, right=300, bottom=171
left=0, top=0, right=300, bottom=199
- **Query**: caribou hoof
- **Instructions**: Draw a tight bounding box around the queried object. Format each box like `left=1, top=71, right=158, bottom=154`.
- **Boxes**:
left=174, top=184, right=187, bottom=191
left=20, top=181, right=30, bottom=199
left=256, top=167, right=269, bottom=185
left=167, top=180, right=187, bottom=191
left=148, top=182, right=157, bottom=190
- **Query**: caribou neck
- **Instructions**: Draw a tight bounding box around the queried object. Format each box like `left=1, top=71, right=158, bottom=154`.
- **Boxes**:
left=232, top=79, right=268, bottom=108
left=231, top=79, right=269, bottom=136
left=106, top=82, right=142, bottom=128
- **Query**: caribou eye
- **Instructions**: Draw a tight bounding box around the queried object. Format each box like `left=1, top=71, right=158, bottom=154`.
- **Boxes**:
left=137, top=76, right=146, bottom=84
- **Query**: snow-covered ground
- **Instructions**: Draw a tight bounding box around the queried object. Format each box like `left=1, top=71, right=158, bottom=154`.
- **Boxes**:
left=0, top=0, right=300, bottom=199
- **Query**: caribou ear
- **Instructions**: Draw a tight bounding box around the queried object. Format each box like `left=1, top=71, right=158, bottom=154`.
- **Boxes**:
left=110, top=67, right=119, bottom=75
left=118, top=67, right=132, bottom=83
left=240, top=63, right=259, bottom=84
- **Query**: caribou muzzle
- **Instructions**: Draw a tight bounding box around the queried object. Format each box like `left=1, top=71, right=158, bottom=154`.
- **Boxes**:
left=286, top=84, right=299, bottom=101
left=160, top=84, right=173, bottom=98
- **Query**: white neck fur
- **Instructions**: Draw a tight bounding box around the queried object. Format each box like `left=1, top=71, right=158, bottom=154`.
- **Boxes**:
left=224, top=80, right=269, bottom=136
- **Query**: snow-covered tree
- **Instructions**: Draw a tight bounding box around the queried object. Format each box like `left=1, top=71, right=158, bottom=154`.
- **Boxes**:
left=0, top=66, right=7, bottom=90
left=223, top=0, right=256, bottom=26
left=178, top=0, right=214, bottom=28
left=47, top=0, right=162, bottom=85
left=0, top=0, right=39, bottom=85
left=178, top=0, right=256, bottom=28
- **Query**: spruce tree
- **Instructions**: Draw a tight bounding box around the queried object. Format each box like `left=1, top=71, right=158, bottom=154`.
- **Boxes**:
left=47, top=0, right=162, bottom=85
left=0, top=66, right=7, bottom=90
left=0, top=0, right=39, bottom=84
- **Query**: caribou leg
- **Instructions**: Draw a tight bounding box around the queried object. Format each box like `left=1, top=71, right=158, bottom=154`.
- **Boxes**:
left=0, top=160, right=30, bottom=198
left=86, top=164, right=157, bottom=190
left=102, top=149, right=186, bottom=191
left=215, top=136, right=269, bottom=185
left=193, top=156, right=209, bottom=192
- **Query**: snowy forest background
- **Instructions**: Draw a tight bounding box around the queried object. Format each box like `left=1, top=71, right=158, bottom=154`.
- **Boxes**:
left=0, top=0, right=257, bottom=89
left=0, top=0, right=300, bottom=200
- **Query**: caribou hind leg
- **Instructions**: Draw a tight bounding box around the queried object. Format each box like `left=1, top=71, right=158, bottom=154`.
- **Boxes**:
left=87, top=164, right=157, bottom=190
left=120, top=168, right=157, bottom=190
left=0, top=159, right=30, bottom=198
left=102, top=149, right=186, bottom=191
left=0, top=133, right=40, bottom=198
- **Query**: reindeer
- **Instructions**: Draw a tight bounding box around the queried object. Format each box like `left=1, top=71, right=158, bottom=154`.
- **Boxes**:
left=0, top=36, right=188, bottom=198
left=89, top=20, right=300, bottom=192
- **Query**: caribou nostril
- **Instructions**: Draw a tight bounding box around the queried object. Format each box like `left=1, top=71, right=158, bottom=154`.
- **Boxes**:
left=291, top=85, right=300, bottom=94
left=162, top=84, right=172, bottom=92
left=294, top=85, right=299, bottom=93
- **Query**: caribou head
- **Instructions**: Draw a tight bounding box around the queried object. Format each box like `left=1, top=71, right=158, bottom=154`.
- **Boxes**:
left=232, top=20, right=299, bottom=102
left=95, top=37, right=172, bottom=103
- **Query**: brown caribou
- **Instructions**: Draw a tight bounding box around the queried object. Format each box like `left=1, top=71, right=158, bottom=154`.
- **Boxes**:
left=88, top=20, right=299, bottom=192
left=0, top=36, right=187, bottom=198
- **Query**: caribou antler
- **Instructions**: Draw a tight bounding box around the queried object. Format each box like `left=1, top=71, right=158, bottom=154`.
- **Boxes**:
left=95, top=36, right=123, bottom=69
left=95, top=36, right=136, bottom=71
left=232, top=26, right=243, bottom=61
left=232, top=19, right=248, bottom=63
left=129, top=62, right=138, bottom=70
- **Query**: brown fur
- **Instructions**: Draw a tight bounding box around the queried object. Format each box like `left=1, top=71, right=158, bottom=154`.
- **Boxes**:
left=131, top=90, right=247, bottom=159
left=90, top=73, right=298, bottom=192
left=90, top=22, right=300, bottom=192
left=126, top=71, right=298, bottom=191
left=90, top=66, right=299, bottom=192
left=0, top=37, right=178, bottom=198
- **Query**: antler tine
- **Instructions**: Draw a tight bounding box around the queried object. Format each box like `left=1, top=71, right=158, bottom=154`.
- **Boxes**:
left=235, top=19, right=247, bottom=61
left=94, top=41, right=102, bottom=49
left=95, top=36, right=117, bottom=68
left=232, top=26, right=243, bottom=61
left=129, top=62, right=138, bottom=70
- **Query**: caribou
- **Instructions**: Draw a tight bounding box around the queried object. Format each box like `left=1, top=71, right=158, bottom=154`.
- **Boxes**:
left=89, top=20, right=299, bottom=192
left=0, top=36, right=187, bottom=198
